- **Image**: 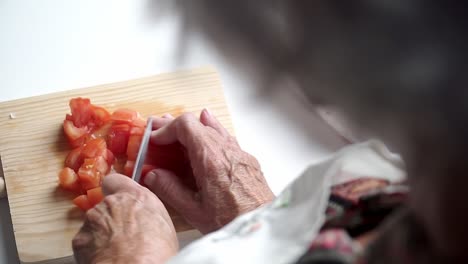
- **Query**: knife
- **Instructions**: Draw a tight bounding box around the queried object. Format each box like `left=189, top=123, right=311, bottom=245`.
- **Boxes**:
left=132, top=117, right=153, bottom=183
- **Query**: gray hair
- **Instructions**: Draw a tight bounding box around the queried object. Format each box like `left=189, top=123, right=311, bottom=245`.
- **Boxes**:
left=172, top=0, right=468, bottom=259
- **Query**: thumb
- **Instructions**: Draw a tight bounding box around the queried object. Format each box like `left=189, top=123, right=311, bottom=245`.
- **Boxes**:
left=145, top=169, right=199, bottom=213
left=102, top=173, right=141, bottom=196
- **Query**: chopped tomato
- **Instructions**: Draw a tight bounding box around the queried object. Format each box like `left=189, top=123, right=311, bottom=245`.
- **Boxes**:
left=123, top=160, right=134, bottom=177
left=65, top=147, right=84, bottom=172
left=63, top=120, right=88, bottom=148
left=130, top=126, right=144, bottom=136
left=62, top=97, right=157, bottom=210
left=123, top=160, right=156, bottom=184
left=94, top=156, right=110, bottom=175
left=132, top=118, right=146, bottom=128
left=90, top=106, right=111, bottom=127
left=87, top=187, right=104, bottom=207
left=73, top=195, right=92, bottom=211
left=99, top=149, right=115, bottom=166
left=69, top=98, right=92, bottom=127
left=111, top=109, right=138, bottom=124
left=108, top=123, right=130, bottom=155
left=58, top=167, right=81, bottom=192
left=78, top=158, right=101, bottom=190
left=126, top=134, right=142, bottom=161
left=90, top=121, right=112, bottom=140
left=81, top=138, right=107, bottom=159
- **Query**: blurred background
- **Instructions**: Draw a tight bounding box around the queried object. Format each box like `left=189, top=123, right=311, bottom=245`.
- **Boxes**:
left=0, top=1, right=347, bottom=263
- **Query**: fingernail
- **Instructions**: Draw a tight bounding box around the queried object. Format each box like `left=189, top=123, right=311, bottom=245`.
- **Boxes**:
left=162, top=113, right=173, bottom=118
left=145, top=171, right=157, bottom=186
left=204, top=108, right=212, bottom=117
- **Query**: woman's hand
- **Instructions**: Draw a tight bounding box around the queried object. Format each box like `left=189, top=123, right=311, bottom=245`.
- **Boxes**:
left=72, top=174, right=178, bottom=264
left=146, top=110, right=275, bottom=234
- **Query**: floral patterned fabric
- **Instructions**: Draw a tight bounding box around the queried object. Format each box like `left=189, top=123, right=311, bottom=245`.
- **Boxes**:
left=295, top=178, right=409, bottom=264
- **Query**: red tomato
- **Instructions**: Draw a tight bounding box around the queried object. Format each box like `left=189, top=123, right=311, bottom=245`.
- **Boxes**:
left=126, top=134, right=142, bottom=161
left=108, top=124, right=130, bottom=155
left=90, top=106, right=111, bottom=127
left=78, top=158, right=101, bottom=190
left=99, top=148, right=115, bottom=166
left=132, top=118, right=146, bottom=128
left=87, top=187, right=104, bottom=207
left=69, top=98, right=92, bottom=127
left=73, top=195, right=92, bottom=211
left=111, top=109, right=138, bottom=124
left=123, top=160, right=134, bottom=177
left=94, top=156, right=110, bottom=175
left=63, top=120, right=88, bottom=148
left=123, top=160, right=155, bottom=184
left=130, top=126, right=144, bottom=136
left=62, top=98, right=155, bottom=208
left=58, top=167, right=81, bottom=192
left=81, top=138, right=107, bottom=158
left=65, top=147, right=84, bottom=172
left=89, top=121, right=112, bottom=140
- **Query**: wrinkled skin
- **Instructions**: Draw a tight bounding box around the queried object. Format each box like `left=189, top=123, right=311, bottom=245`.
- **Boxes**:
left=147, top=110, right=275, bottom=233
left=72, top=110, right=274, bottom=262
left=72, top=175, right=178, bottom=264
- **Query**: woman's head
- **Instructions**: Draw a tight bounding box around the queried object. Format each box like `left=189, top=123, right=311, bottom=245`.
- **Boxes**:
left=174, top=0, right=468, bottom=258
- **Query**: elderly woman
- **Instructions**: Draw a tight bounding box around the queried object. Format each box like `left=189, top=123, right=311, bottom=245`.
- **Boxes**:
left=72, top=1, right=468, bottom=263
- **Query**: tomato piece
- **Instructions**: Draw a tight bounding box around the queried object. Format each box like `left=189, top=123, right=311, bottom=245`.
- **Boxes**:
left=130, top=126, right=144, bottom=136
left=63, top=120, right=88, bottom=148
left=58, top=167, right=81, bottom=192
left=132, top=118, right=146, bottom=128
left=90, top=121, right=112, bottom=140
left=65, top=114, right=74, bottom=121
left=108, top=124, right=130, bottom=155
left=87, top=187, right=104, bottom=207
left=95, top=156, right=110, bottom=175
left=69, top=98, right=92, bottom=127
left=111, top=109, right=137, bottom=124
left=81, top=138, right=107, bottom=159
left=78, top=158, right=101, bottom=190
left=123, top=160, right=134, bottom=177
left=65, top=147, right=84, bottom=172
left=126, top=134, right=142, bottom=161
left=123, top=161, right=155, bottom=183
left=90, top=106, right=111, bottom=127
left=99, top=149, right=115, bottom=166
left=73, top=195, right=92, bottom=211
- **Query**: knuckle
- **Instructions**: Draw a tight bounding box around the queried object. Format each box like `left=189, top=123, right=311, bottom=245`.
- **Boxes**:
left=85, top=207, right=100, bottom=222
left=177, top=113, right=197, bottom=131
left=102, top=194, right=117, bottom=207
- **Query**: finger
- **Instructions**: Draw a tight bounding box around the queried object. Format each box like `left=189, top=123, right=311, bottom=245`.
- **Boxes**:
left=150, top=112, right=205, bottom=146
left=162, top=113, right=174, bottom=119
left=145, top=169, right=200, bottom=213
left=72, top=230, right=94, bottom=264
left=199, top=108, right=229, bottom=137
left=151, top=116, right=173, bottom=130
left=102, top=173, right=141, bottom=196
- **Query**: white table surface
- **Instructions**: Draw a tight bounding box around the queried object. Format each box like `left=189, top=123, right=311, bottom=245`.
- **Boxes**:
left=0, top=1, right=347, bottom=263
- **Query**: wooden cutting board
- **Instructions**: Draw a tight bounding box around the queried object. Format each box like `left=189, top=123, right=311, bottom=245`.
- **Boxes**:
left=0, top=67, right=233, bottom=263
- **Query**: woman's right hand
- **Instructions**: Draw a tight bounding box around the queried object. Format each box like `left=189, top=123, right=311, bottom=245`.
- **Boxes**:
left=145, top=110, right=275, bottom=234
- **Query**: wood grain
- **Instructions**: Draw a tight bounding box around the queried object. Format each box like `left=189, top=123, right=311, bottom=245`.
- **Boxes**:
left=0, top=67, right=233, bottom=263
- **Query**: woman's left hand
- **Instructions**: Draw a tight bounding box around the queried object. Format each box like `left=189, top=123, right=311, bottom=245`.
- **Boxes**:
left=72, top=174, right=178, bottom=264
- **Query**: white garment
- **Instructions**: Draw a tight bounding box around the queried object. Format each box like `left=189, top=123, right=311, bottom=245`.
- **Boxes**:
left=168, top=140, right=406, bottom=264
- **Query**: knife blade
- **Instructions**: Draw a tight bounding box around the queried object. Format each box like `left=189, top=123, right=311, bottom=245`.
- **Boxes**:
left=132, top=117, right=153, bottom=183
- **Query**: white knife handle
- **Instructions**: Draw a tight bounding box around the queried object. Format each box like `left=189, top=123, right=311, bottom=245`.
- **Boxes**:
left=0, top=177, right=5, bottom=198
